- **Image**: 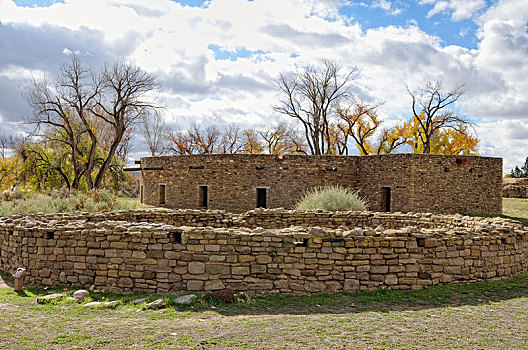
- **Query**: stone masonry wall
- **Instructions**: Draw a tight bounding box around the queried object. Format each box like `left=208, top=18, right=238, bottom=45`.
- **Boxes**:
left=139, top=154, right=502, bottom=215
left=0, top=209, right=525, bottom=294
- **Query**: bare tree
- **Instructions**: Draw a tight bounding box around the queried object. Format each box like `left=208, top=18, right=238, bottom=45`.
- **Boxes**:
left=91, top=61, right=162, bottom=188
left=166, top=128, right=195, bottom=155
left=407, top=81, right=469, bottom=154
left=24, top=58, right=95, bottom=190
left=25, top=56, right=162, bottom=189
left=0, top=134, right=15, bottom=158
left=220, top=125, right=244, bottom=154
left=274, top=59, right=357, bottom=155
left=142, top=112, right=167, bottom=156
left=188, top=123, right=222, bottom=154
left=258, top=122, right=307, bottom=155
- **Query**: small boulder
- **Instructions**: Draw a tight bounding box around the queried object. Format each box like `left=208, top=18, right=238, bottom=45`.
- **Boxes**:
left=104, top=300, right=122, bottom=307
left=205, top=290, right=235, bottom=303
left=146, top=298, right=165, bottom=310
left=174, top=294, right=197, bottom=305
left=83, top=301, right=103, bottom=308
left=132, top=297, right=149, bottom=305
left=36, top=293, right=65, bottom=304
left=73, top=290, right=90, bottom=302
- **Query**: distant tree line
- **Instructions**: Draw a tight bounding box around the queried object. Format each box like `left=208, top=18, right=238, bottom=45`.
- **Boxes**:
left=0, top=57, right=480, bottom=193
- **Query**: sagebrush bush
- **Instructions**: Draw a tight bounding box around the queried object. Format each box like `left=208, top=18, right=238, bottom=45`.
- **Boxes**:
left=295, top=185, right=367, bottom=212
left=0, top=189, right=144, bottom=216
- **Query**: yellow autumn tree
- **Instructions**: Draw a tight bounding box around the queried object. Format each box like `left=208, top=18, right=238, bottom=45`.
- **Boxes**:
left=0, top=157, right=18, bottom=191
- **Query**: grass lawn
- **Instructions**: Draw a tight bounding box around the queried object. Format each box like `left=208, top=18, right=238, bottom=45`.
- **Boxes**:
left=1, top=274, right=528, bottom=349
left=503, top=197, right=528, bottom=219
left=0, top=198, right=527, bottom=349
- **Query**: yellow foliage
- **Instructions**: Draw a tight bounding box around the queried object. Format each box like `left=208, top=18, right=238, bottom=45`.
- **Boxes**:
left=0, top=157, right=19, bottom=191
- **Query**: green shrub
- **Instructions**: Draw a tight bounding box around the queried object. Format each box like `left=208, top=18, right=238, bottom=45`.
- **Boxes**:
left=0, top=189, right=143, bottom=216
left=295, top=185, right=367, bottom=212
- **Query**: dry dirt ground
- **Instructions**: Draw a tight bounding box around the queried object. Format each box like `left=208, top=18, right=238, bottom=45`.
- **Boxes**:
left=1, top=274, right=528, bottom=349
left=1, top=199, right=528, bottom=349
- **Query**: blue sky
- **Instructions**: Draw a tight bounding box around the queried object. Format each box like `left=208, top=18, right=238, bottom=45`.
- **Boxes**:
left=1, top=0, right=528, bottom=171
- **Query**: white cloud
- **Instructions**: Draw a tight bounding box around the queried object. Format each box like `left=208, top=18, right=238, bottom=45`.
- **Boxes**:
left=0, top=0, right=526, bottom=171
left=371, top=0, right=403, bottom=15
left=420, top=0, right=486, bottom=21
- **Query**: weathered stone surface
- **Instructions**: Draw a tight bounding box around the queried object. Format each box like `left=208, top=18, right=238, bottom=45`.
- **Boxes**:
left=3, top=205, right=527, bottom=297
left=83, top=301, right=103, bottom=308
left=104, top=300, right=122, bottom=307
left=188, top=262, right=205, bottom=274
left=73, top=290, right=90, bottom=302
left=204, top=280, right=225, bottom=291
left=173, top=294, right=196, bottom=304
left=141, top=154, right=502, bottom=215
left=146, top=298, right=165, bottom=310
left=343, top=279, right=360, bottom=292
left=132, top=297, right=149, bottom=304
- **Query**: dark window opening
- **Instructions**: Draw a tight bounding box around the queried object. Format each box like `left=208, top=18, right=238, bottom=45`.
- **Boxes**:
left=45, top=232, right=55, bottom=240
left=257, top=188, right=267, bottom=208
left=199, top=186, right=208, bottom=208
left=295, top=238, right=309, bottom=247
left=159, top=184, right=166, bottom=205
left=170, top=230, right=183, bottom=244
left=381, top=186, right=391, bottom=212
left=417, top=238, right=425, bottom=247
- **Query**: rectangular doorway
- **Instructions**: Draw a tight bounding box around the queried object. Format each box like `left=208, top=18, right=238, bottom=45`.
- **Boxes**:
left=381, top=186, right=391, bottom=212
left=159, top=184, right=166, bottom=205
left=256, top=188, right=267, bottom=208
left=199, top=185, right=208, bottom=208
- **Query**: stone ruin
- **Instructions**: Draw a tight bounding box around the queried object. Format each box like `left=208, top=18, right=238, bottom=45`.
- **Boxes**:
left=0, top=208, right=526, bottom=294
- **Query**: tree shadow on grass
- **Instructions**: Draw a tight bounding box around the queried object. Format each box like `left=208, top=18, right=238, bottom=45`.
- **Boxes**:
left=15, top=273, right=528, bottom=317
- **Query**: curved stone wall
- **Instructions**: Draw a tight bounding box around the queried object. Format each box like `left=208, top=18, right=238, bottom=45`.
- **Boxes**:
left=0, top=209, right=526, bottom=294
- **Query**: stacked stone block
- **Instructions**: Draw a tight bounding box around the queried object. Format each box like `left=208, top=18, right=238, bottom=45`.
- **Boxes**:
left=0, top=209, right=525, bottom=294
left=140, top=153, right=502, bottom=215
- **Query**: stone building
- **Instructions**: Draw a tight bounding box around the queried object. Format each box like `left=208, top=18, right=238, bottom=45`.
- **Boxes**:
left=138, top=153, right=502, bottom=215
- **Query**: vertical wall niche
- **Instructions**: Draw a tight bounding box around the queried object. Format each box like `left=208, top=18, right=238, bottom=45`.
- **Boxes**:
left=257, top=188, right=267, bottom=208
left=199, top=185, right=208, bottom=208
left=159, top=184, right=166, bottom=205
left=381, top=186, right=391, bottom=212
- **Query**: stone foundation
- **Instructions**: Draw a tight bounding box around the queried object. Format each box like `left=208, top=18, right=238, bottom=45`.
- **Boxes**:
left=0, top=209, right=526, bottom=294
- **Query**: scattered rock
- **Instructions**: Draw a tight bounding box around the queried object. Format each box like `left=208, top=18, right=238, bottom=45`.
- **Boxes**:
left=104, top=300, right=122, bottom=307
left=83, top=301, right=102, bottom=308
left=132, top=297, right=149, bottom=304
left=205, top=290, right=235, bottom=303
left=36, top=293, right=65, bottom=304
left=73, top=290, right=90, bottom=302
left=173, top=294, right=197, bottom=304
left=146, top=298, right=165, bottom=309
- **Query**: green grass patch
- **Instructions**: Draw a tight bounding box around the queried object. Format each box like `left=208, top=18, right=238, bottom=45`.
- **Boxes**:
left=3, top=273, right=526, bottom=315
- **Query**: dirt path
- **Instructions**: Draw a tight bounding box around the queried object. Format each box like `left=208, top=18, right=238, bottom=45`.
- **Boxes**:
left=0, top=276, right=12, bottom=289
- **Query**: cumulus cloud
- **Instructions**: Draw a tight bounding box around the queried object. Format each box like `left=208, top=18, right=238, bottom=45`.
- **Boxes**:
left=0, top=0, right=526, bottom=171
left=420, top=0, right=486, bottom=21
left=370, top=0, right=403, bottom=15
